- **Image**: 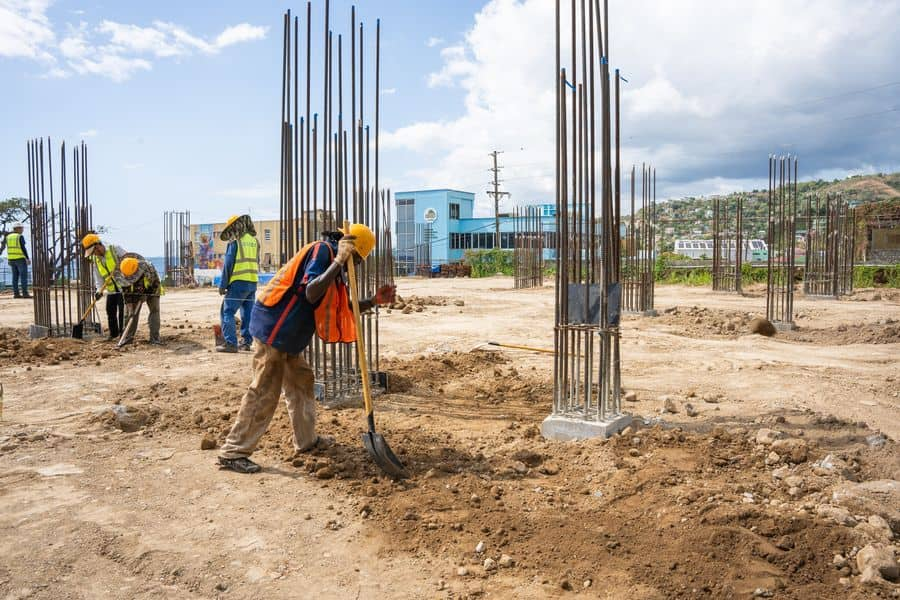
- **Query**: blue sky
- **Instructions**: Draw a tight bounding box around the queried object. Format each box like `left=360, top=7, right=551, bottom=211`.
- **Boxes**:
left=3, top=0, right=900, bottom=255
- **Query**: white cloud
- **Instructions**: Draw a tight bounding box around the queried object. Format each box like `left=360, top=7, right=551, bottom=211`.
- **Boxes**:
left=0, top=0, right=56, bottom=61
left=123, top=162, right=144, bottom=170
left=384, top=0, right=900, bottom=210
left=0, top=3, right=268, bottom=82
left=214, top=24, right=267, bottom=51
left=78, top=128, right=98, bottom=138
left=426, top=36, right=444, bottom=48
left=381, top=87, right=397, bottom=96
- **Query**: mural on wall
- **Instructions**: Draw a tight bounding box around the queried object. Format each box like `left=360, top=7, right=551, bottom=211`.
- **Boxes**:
left=196, top=225, right=220, bottom=269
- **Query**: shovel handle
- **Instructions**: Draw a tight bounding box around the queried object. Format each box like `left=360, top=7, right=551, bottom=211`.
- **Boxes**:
left=487, top=341, right=555, bottom=355
left=78, top=273, right=115, bottom=323
left=344, top=221, right=375, bottom=426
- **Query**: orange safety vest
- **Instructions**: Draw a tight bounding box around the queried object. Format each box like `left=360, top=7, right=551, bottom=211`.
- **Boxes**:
left=257, top=241, right=356, bottom=343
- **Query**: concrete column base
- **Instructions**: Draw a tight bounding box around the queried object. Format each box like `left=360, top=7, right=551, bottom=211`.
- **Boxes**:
left=28, top=324, right=49, bottom=339
left=641, top=309, right=659, bottom=317
left=773, top=321, right=795, bottom=332
left=541, top=413, right=633, bottom=441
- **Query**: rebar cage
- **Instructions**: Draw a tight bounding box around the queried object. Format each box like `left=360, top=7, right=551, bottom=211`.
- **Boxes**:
left=803, top=194, right=855, bottom=298
left=552, top=0, right=624, bottom=422
left=712, top=195, right=743, bottom=293
left=766, top=155, right=798, bottom=328
left=278, top=3, right=392, bottom=405
left=26, top=138, right=96, bottom=337
left=622, top=164, right=655, bottom=312
left=514, top=205, right=544, bottom=289
left=163, top=211, right=194, bottom=287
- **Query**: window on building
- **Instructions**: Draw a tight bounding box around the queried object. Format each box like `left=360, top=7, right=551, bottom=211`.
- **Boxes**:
left=500, top=232, right=514, bottom=249
left=449, top=203, right=460, bottom=220
left=265, top=229, right=272, bottom=241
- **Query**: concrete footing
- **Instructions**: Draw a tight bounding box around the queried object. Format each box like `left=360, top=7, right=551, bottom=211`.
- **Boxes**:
left=541, top=413, right=633, bottom=441
left=28, top=324, right=49, bottom=339
left=773, top=321, right=795, bottom=332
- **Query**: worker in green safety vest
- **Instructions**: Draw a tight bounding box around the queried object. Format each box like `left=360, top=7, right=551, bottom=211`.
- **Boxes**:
left=216, top=214, right=260, bottom=353
left=82, top=232, right=126, bottom=340
left=2, top=223, right=30, bottom=298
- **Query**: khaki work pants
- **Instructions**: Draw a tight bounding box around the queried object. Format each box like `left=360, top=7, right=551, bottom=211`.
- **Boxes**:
left=117, top=296, right=161, bottom=347
left=219, top=339, right=317, bottom=459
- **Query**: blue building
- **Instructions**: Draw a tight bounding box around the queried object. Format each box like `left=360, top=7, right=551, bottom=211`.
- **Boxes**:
left=394, top=189, right=556, bottom=274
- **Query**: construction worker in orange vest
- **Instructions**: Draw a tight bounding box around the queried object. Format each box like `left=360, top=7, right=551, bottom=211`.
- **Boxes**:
left=218, top=224, right=395, bottom=474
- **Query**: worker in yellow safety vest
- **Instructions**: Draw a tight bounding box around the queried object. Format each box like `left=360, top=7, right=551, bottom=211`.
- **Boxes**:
left=82, top=233, right=126, bottom=340
left=216, top=214, right=260, bottom=353
left=3, top=223, right=30, bottom=298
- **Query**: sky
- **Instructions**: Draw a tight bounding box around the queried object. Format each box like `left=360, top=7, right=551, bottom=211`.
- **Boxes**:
left=2, top=0, right=899, bottom=255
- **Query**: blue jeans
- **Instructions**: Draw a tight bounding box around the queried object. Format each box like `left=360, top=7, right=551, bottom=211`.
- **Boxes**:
left=10, top=259, right=28, bottom=296
left=221, top=280, right=257, bottom=346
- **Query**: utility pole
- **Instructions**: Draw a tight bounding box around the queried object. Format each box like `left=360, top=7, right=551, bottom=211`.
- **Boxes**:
left=487, top=150, right=510, bottom=249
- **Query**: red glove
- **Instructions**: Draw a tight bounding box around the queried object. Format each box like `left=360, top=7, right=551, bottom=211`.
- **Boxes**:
left=374, top=284, right=396, bottom=305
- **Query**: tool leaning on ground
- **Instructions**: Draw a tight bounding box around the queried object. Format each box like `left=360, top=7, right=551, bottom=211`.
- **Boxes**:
left=475, top=341, right=556, bottom=355
left=344, top=221, right=407, bottom=479
left=72, top=274, right=114, bottom=339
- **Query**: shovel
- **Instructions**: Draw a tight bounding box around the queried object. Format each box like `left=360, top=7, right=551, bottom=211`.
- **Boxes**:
left=73, top=274, right=115, bottom=339
left=345, top=223, right=407, bottom=479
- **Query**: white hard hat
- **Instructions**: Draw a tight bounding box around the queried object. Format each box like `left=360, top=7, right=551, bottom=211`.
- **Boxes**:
left=12, top=222, right=24, bottom=229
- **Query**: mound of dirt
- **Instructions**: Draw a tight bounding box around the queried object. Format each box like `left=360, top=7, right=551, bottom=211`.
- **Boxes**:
left=0, top=328, right=102, bottom=367
left=388, top=295, right=463, bottom=314
left=658, top=306, right=762, bottom=338
left=783, top=321, right=900, bottom=345
left=749, top=317, right=776, bottom=337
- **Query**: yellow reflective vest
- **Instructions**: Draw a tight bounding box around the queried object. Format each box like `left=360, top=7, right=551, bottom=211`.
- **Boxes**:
left=6, top=233, right=25, bottom=261
left=93, top=246, right=120, bottom=292
left=230, top=233, right=259, bottom=284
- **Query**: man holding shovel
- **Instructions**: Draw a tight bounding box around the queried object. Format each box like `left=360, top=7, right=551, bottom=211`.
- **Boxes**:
left=217, top=225, right=395, bottom=474
left=82, top=233, right=126, bottom=340
left=113, top=253, right=163, bottom=348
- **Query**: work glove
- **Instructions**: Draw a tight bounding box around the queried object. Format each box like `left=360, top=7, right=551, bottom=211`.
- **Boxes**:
left=374, top=284, right=396, bottom=305
left=94, top=290, right=104, bottom=301
left=335, top=237, right=357, bottom=265
left=218, top=287, right=228, bottom=296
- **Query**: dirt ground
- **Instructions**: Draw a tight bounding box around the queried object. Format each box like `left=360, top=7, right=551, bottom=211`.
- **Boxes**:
left=1, top=279, right=898, bottom=599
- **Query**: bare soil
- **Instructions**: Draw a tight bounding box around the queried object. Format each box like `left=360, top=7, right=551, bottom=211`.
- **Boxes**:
left=1, top=280, right=898, bottom=599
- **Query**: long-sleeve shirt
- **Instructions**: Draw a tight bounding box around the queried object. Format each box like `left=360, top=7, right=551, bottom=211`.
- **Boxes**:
left=91, top=244, right=126, bottom=294
left=219, top=241, right=237, bottom=291
left=2, top=233, right=29, bottom=260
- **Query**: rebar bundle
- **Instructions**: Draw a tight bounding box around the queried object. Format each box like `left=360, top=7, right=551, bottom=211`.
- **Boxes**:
left=163, top=210, right=194, bottom=287
left=803, top=194, right=855, bottom=298
left=25, top=138, right=95, bottom=337
left=552, top=0, right=623, bottom=423
left=766, top=155, right=798, bottom=329
left=622, top=164, right=655, bottom=312
left=278, top=3, right=391, bottom=404
left=513, top=206, right=544, bottom=289
left=712, top=194, right=743, bottom=293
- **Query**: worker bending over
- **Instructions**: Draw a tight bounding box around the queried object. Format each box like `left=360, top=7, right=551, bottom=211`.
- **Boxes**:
left=216, top=214, right=260, bottom=353
left=3, top=223, right=30, bottom=299
left=82, top=233, right=126, bottom=340
left=218, top=224, right=395, bottom=474
left=113, top=253, right=163, bottom=348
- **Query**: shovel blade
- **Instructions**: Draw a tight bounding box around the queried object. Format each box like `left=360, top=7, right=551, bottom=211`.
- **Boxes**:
left=361, top=431, right=407, bottom=479
left=213, top=324, right=225, bottom=347
left=71, top=322, right=84, bottom=340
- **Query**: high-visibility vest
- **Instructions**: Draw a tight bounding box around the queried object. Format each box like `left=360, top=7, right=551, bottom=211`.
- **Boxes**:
left=257, top=241, right=356, bottom=343
left=230, top=233, right=259, bottom=284
left=6, top=233, right=25, bottom=261
left=93, top=247, right=120, bottom=292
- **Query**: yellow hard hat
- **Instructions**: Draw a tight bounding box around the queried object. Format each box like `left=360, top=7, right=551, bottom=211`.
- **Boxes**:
left=340, top=223, right=376, bottom=259
left=120, top=257, right=140, bottom=278
left=82, top=233, right=101, bottom=257
left=225, top=215, right=239, bottom=227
